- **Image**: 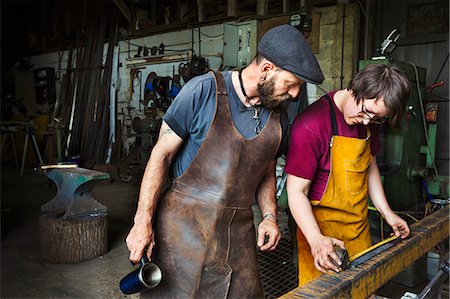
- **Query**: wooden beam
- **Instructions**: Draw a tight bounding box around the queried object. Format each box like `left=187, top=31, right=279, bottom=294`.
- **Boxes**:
left=282, top=0, right=289, bottom=14
left=112, top=0, right=131, bottom=23
left=227, top=0, right=238, bottom=17
left=197, top=0, right=205, bottom=22
left=256, top=0, right=268, bottom=16
left=281, top=205, right=449, bottom=299
left=151, top=0, right=156, bottom=27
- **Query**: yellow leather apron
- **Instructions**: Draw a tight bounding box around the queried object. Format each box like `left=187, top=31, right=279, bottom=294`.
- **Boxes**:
left=297, top=95, right=372, bottom=286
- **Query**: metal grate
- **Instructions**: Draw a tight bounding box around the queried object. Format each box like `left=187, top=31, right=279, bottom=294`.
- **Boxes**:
left=257, top=236, right=298, bottom=299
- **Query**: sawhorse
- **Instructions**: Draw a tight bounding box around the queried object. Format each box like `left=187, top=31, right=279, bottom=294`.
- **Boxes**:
left=21, top=125, right=44, bottom=176
left=0, top=127, right=19, bottom=168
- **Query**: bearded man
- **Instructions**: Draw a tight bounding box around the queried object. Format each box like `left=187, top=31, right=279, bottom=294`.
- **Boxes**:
left=126, top=24, right=324, bottom=298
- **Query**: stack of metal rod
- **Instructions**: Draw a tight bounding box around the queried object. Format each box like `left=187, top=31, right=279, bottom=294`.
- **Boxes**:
left=53, top=2, right=120, bottom=167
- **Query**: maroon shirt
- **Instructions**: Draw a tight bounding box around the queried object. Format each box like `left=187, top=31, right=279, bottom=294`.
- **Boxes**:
left=285, top=92, right=381, bottom=201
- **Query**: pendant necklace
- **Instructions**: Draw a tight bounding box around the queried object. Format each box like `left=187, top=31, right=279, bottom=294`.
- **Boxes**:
left=239, top=71, right=261, bottom=134
left=253, top=106, right=261, bottom=134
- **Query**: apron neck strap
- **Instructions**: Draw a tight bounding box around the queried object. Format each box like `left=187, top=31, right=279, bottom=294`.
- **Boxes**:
left=325, top=94, right=338, bottom=136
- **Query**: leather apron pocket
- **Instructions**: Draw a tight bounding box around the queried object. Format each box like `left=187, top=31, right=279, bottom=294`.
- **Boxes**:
left=343, top=152, right=372, bottom=195
left=197, top=263, right=233, bottom=299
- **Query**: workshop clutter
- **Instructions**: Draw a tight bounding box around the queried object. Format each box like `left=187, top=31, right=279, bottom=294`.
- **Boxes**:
left=134, top=43, right=166, bottom=58
left=142, top=72, right=181, bottom=111
left=119, top=51, right=208, bottom=184
left=130, top=41, right=210, bottom=84
left=179, top=55, right=209, bottom=82
left=5, top=19, right=214, bottom=183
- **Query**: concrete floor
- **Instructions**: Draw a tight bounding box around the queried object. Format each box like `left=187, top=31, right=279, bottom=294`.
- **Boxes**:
left=1, top=165, right=298, bottom=299
left=1, top=166, right=140, bottom=298
left=1, top=165, right=447, bottom=298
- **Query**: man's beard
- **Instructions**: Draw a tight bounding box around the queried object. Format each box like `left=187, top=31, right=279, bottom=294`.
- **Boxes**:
left=257, top=76, right=293, bottom=108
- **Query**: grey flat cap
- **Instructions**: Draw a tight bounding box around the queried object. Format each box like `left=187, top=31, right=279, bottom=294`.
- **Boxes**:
left=258, top=24, right=324, bottom=84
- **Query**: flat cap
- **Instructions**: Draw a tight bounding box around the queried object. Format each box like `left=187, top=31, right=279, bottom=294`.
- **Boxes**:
left=258, top=24, right=324, bottom=84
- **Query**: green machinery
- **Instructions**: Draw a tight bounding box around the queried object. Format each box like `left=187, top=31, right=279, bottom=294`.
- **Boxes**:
left=359, top=59, right=449, bottom=218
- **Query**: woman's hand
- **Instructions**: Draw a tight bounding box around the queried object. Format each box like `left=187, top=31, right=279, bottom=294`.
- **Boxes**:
left=384, top=211, right=410, bottom=239
left=309, top=235, right=346, bottom=273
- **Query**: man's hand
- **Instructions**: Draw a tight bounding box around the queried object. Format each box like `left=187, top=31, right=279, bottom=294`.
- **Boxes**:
left=257, top=217, right=281, bottom=251
left=126, top=218, right=155, bottom=265
left=124, top=121, right=183, bottom=265
left=309, top=235, right=345, bottom=273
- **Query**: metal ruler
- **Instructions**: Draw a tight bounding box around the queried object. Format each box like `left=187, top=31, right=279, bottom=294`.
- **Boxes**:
left=349, top=235, right=401, bottom=268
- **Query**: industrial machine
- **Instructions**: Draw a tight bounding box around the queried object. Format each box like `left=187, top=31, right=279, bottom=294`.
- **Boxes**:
left=360, top=52, right=448, bottom=238
left=357, top=35, right=449, bottom=294
left=360, top=30, right=448, bottom=215
left=359, top=59, right=428, bottom=212
left=131, top=112, right=162, bottom=169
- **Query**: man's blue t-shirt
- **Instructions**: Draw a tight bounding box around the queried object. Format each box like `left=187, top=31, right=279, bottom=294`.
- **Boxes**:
left=163, top=71, right=289, bottom=178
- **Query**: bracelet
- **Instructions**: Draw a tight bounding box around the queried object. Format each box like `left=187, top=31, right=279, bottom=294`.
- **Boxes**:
left=263, top=213, right=277, bottom=221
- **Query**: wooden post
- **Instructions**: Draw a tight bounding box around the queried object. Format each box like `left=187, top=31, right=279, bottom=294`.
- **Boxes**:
left=197, top=0, right=205, bottom=22
left=227, top=0, right=237, bottom=17
left=257, top=0, right=268, bottom=16
left=39, top=212, right=108, bottom=263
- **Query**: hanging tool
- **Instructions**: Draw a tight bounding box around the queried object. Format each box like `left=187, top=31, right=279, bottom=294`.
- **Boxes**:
left=143, top=72, right=157, bottom=108
left=134, top=46, right=143, bottom=58
left=129, top=67, right=144, bottom=110
left=143, top=46, right=149, bottom=57
left=379, top=29, right=401, bottom=56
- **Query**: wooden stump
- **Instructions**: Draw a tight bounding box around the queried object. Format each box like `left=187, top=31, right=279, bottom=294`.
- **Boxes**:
left=39, top=212, right=108, bottom=263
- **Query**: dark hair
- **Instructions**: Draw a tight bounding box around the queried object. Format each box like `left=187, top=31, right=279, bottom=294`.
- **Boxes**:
left=254, top=52, right=265, bottom=65
left=253, top=52, right=284, bottom=74
left=347, top=63, right=410, bottom=127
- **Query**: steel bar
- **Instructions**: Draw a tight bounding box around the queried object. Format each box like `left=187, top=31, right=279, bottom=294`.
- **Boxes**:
left=96, top=11, right=118, bottom=164
left=417, top=261, right=449, bottom=298
left=280, top=205, right=449, bottom=299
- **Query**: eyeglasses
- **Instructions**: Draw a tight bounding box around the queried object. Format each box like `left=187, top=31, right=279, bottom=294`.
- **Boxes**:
left=359, top=100, right=387, bottom=125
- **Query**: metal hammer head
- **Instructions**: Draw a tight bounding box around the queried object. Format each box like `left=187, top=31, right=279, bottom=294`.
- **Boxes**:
left=334, top=246, right=350, bottom=271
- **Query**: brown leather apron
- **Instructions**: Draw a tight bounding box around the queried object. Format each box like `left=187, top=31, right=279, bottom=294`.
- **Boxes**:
left=297, top=95, right=372, bottom=286
left=142, top=71, right=281, bottom=298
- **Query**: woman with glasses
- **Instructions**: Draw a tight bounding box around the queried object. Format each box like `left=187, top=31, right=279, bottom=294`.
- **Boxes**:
left=285, top=63, right=411, bottom=286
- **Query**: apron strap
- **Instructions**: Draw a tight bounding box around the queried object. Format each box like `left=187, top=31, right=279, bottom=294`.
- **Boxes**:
left=209, top=71, right=228, bottom=97
left=325, top=94, right=338, bottom=136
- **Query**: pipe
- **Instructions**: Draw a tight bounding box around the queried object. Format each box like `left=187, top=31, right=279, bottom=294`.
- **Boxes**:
left=340, top=5, right=346, bottom=89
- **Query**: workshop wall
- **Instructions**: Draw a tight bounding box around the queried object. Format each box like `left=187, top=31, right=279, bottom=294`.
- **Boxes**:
left=314, top=3, right=358, bottom=94
left=116, top=24, right=224, bottom=153
left=26, top=3, right=360, bottom=161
